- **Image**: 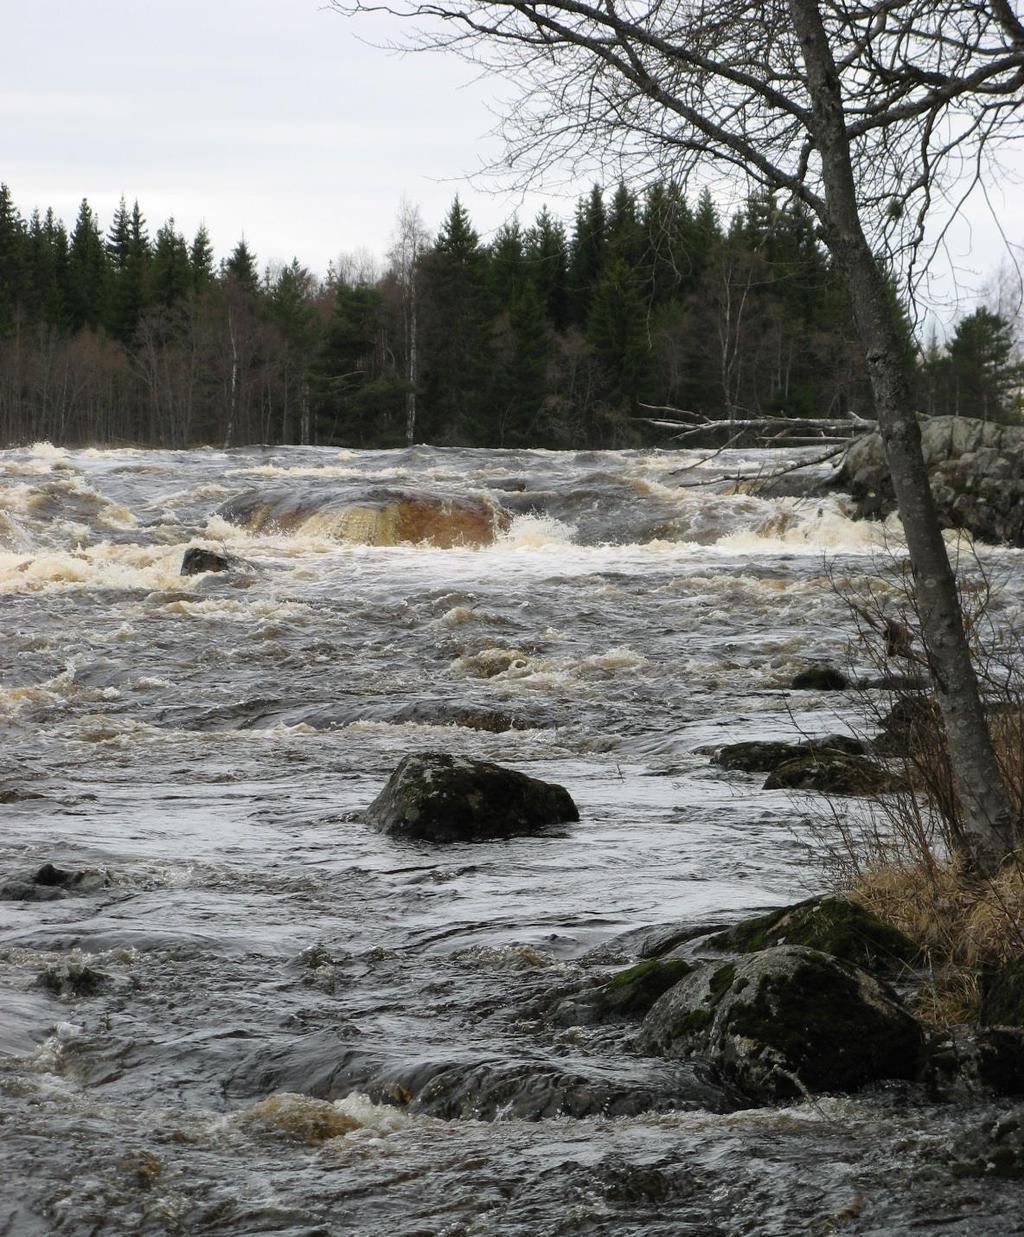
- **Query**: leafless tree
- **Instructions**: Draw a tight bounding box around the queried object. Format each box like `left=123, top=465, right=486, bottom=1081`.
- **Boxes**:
left=331, top=0, right=1024, bottom=873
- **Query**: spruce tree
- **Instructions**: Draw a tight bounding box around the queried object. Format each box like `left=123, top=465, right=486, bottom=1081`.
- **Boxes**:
left=189, top=224, right=215, bottom=294
left=525, top=207, right=569, bottom=329
left=224, top=237, right=259, bottom=296
left=150, top=219, right=190, bottom=309
left=106, top=198, right=150, bottom=343
left=0, top=184, right=26, bottom=336
left=67, top=198, right=108, bottom=331
left=568, top=185, right=606, bottom=326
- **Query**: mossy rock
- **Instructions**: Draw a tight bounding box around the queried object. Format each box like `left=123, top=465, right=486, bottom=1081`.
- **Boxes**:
left=763, top=751, right=897, bottom=795
left=552, top=958, right=694, bottom=1026
left=791, top=665, right=849, bottom=691
left=714, top=734, right=865, bottom=774
left=980, top=958, right=1024, bottom=1028
left=871, top=696, right=941, bottom=758
left=706, top=896, right=919, bottom=974
left=364, top=751, right=579, bottom=842
left=637, top=946, right=923, bottom=1103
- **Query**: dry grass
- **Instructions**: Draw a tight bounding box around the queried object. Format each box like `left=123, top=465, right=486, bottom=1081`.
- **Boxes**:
left=848, top=858, right=1024, bottom=1025
left=816, top=549, right=1024, bottom=1026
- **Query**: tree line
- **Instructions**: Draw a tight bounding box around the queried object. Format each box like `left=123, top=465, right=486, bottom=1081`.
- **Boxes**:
left=0, top=182, right=1018, bottom=449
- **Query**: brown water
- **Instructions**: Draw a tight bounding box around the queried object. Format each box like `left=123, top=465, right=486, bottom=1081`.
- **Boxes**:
left=2, top=442, right=1023, bottom=1235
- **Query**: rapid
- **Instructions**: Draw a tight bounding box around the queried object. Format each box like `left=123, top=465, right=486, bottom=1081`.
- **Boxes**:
left=2, top=442, right=1023, bottom=1235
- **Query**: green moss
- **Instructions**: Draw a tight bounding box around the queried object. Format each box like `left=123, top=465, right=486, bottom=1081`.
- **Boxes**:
left=600, top=958, right=693, bottom=1017
left=764, top=752, right=896, bottom=795
left=708, top=897, right=919, bottom=974
left=722, top=958, right=919, bottom=1093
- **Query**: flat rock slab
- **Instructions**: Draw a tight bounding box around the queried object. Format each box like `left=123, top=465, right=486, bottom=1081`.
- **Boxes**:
left=365, top=752, right=579, bottom=842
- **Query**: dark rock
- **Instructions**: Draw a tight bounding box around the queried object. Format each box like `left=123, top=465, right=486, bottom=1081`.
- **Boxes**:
left=706, top=896, right=920, bottom=974
left=835, top=417, right=1024, bottom=547
left=364, top=752, right=579, bottom=842
left=637, top=945, right=923, bottom=1103
left=951, top=1112, right=1024, bottom=1178
left=181, top=546, right=251, bottom=576
left=763, top=751, right=898, bottom=795
left=715, top=734, right=865, bottom=774
left=791, top=665, right=849, bottom=691
left=0, top=863, right=107, bottom=901
left=36, top=958, right=108, bottom=997
left=226, top=1031, right=738, bottom=1119
left=551, top=959, right=695, bottom=1026
left=980, top=958, right=1024, bottom=1027
left=871, top=695, right=942, bottom=758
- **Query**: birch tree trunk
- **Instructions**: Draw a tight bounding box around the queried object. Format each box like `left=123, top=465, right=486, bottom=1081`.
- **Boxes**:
left=789, top=0, right=1017, bottom=874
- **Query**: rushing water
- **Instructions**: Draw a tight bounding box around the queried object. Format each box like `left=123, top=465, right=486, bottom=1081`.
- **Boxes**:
left=2, top=442, right=1024, bottom=1236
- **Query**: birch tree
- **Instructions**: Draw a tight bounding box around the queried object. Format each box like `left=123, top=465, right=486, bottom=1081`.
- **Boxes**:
left=331, top=0, right=1024, bottom=873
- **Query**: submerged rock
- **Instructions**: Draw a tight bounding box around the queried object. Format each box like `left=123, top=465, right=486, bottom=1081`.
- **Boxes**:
left=871, top=695, right=942, bottom=757
left=218, top=486, right=507, bottom=548
left=551, top=959, right=695, bottom=1026
left=763, top=751, right=897, bottom=795
left=365, top=752, right=579, bottom=842
left=706, top=896, right=919, bottom=974
left=226, top=1031, right=737, bottom=1120
left=790, top=665, right=849, bottom=691
left=180, top=546, right=252, bottom=575
left=637, top=945, right=923, bottom=1103
left=0, top=862, right=106, bottom=901
left=714, top=734, right=865, bottom=774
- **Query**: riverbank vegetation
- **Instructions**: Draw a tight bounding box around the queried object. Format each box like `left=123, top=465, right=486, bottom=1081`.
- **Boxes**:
left=0, top=182, right=1020, bottom=450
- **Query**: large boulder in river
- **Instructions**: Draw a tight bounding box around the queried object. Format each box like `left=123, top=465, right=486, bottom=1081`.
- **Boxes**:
left=706, top=896, right=920, bottom=975
left=637, top=946, right=923, bottom=1103
left=181, top=546, right=252, bottom=576
left=836, top=416, right=1024, bottom=546
left=763, top=750, right=897, bottom=795
left=714, top=734, right=865, bottom=774
left=365, top=752, right=579, bottom=842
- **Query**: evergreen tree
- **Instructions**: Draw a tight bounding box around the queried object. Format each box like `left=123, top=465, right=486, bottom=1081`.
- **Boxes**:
left=419, top=197, right=495, bottom=443
left=587, top=256, right=649, bottom=405
left=945, top=307, right=1022, bottom=422
left=67, top=198, right=108, bottom=331
left=312, top=277, right=404, bottom=444
left=269, top=259, right=321, bottom=441
left=106, top=198, right=150, bottom=343
left=224, top=237, right=259, bottom=296
left=505, top=279, right=551, bottom=443
left=568, top=184, right=606, bottom=325
left=189, top=224, right=215, bottom=294
left=0, top=184, right=26, bottom=335
left=490, top=219, right=528, bottom=306
left=526, top=207, right=569, bottom=329
left=150, top=219, right=190, bottom=309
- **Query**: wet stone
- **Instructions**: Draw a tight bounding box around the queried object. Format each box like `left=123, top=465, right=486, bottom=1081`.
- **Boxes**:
left=0, top=863, right=107, bottom=901
left=551, top=958, right=695, bottom=1026
left=790, top=664, right=849, bottom=691
left=763, top=751, right=898, bottom=795
left=705, top=896, right=920, bottom=975
left=180, top=546, right=252, bottom=576
left=364, top=751, right=579, bottom=842
left=714, top=734, right=865, bottom=774
left=637, top=945, right=924, bottom=1104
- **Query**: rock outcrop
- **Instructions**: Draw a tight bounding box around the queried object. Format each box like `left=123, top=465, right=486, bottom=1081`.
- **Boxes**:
left=365, top=752, right=579, bottom=842
left=714, top=734, right=865, bottom=774
left=637, top=945, right=923, bottom=1102
left=836, top=416, right=1024, bottom=546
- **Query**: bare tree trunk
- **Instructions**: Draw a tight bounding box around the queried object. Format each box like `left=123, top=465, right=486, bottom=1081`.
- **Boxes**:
left=300, top=379, right=310, bottom=446
left=790, top=0, right=1017, bottom=873
left=224, top=308, right=238, bottom=450
left=406, top=269, right=418, bottom=444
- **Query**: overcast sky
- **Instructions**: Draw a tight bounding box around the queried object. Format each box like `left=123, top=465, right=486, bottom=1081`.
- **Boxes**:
left=4, top=0, right=1022, bottom=322
left=3, top=0, right=558, bottom=274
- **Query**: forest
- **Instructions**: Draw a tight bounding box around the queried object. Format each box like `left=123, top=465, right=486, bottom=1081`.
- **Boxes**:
left=0, top=181, right=1019, bottom=449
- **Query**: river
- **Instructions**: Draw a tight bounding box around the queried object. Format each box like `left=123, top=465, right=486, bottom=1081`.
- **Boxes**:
left=2, top=442, right=1023, bottom=1235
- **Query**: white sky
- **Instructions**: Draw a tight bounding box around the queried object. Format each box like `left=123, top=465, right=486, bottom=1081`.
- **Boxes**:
left=3, top=0, right=1022, bottom=325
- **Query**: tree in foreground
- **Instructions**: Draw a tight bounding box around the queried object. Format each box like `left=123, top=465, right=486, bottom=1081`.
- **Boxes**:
left=331, top=0, right=1024, bottom=874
